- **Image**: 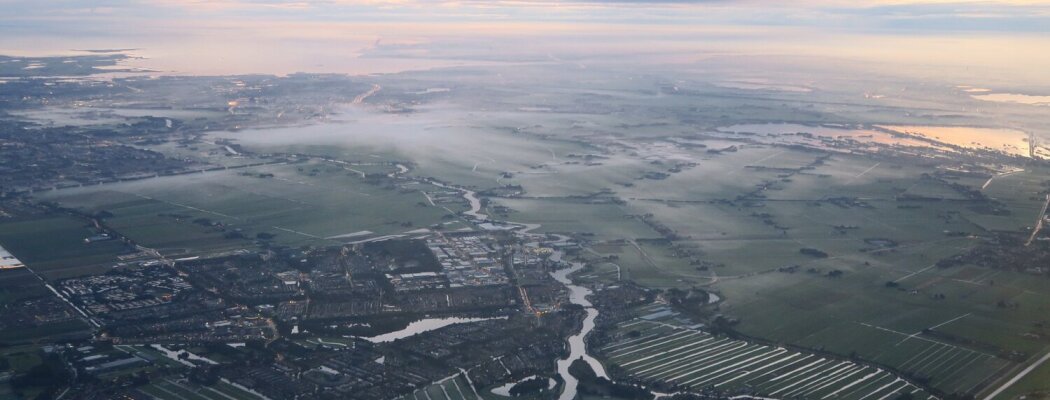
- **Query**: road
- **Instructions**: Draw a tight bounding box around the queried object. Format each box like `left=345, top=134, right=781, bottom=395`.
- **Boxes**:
left=982, top=350, right=1050, bottom=400
left=981, top=168, right=1024, bottom=191
left=1024, top=194, right=1049, bottom=246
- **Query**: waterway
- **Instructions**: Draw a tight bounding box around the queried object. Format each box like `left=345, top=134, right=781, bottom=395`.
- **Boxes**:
left=437, top=179, right=606, bottom=399
left=462, top=189, right=487, bottom=221
left=362, top=316, right=505, bottom=343
left=426, top=180, right=488, bottom=221
left=149, top=344, right=218, bottom=366
left=550, top=262, right=607, bottom=400
left=490, top=376, right=557, bottom=397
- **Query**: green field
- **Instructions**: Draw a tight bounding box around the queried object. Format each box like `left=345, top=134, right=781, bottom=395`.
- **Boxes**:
left=138, top=379, right=264, bottom=400
left=599, top=304, right=935, bottom=399
left=0, top=269, right=48, bottom=306
left=36, top=161, right=464, bottom=256
left=993, top=351, right=1050, bottom=400
left=484, top=140, right=1050, bottom=397
left=0, top=215, right=128, bottom=279
left=715, top=264, right=1050, bottom=397
left=492, top=198, right=660, bottom=241
left=403, top=375, right=475, bottom=400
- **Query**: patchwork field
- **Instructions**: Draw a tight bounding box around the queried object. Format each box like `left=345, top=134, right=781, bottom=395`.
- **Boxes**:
left=138, top=378, right=264, bottom=400
left=35, top=161, right=465, bottom=257
left=716, top=265, right=1050, bottom=397
left=402, top=375, right=475, bottom=400
left=599, top=304, right=936, bottom=399
left=3, top=62, right=1045, bottom=399
left=0, top=215, right=128, bottom=280
left=493, top=198, right=661, bottom=241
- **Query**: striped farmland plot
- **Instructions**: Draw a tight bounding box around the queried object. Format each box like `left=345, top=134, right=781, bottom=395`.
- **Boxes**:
left=599, top=312, right=935, bottom=400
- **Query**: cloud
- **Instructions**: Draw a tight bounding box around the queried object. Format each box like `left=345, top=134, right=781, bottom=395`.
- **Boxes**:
left=1, top=0, right=1048, bottom=54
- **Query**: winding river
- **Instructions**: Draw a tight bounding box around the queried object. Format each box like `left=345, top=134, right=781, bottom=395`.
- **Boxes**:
left=461, top=189, right=487, bottom=221
left=437, top=178, right=605, bottom=399
left=426, top=180, right=488, bottom=221
left=550, top=262, right=607, bottom=400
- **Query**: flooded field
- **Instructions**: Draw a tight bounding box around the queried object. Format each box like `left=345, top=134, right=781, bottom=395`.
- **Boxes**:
left=972, top=93, right=1050, bottom=106
left=11, top=106, right=222, bottom=127
left=210, top=104, right=590, bottom=190
left=716, top=123, right=1043, bottom=160
left=714, top=78, right=813, bottom=93
left=717, top=123, right=942, bottom=150
left=878, top=125, right=1033, bottom=158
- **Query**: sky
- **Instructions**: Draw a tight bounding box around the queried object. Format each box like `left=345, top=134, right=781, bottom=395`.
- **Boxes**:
left=1, top=0, right=1049, bottom=78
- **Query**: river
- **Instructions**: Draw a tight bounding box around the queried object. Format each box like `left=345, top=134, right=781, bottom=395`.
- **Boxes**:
left=436, top=179, right=605, bottom=399
left=461, top=189, right=487, bottom=221
left=426, top=180, right=488, bottom=221
left=362, top=316, right=505, bottom=343
left=550, top=261, right=608, bottom=400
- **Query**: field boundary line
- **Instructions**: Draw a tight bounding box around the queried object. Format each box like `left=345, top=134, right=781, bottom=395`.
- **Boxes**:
left=981, top=349, right=1050, bottom=400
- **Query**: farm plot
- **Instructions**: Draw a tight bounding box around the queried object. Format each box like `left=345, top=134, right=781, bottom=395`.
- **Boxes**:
left=401, top=375, right=475, bottom=400
left=718, top=268, right=1034, bottom=397
left=869, top=336, right=1010, bottom=396
left=36, top=161, right=459, bottom=255
left=598, top=309, right=934, bottom=400
left=796, top=316, right=1014, bottom=397
left=138, top=378, right=264, bottom=400
left=213, top=107, right=595, bottom=192
left=0, top=215, right=130, bottom=280
left=492, top=198, right=661, bottom=241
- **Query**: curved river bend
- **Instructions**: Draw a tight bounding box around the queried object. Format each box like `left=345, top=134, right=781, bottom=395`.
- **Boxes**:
left=551, top=262, right=607, bottom=400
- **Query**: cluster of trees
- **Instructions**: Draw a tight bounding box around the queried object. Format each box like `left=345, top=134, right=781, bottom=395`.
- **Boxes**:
left=508, top=376, right=549, bottom=397
left=10, top=353, right=70, bottom=398
left=569, top=359, right=653, bottom=400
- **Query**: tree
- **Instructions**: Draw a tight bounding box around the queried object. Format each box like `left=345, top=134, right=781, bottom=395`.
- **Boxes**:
left=12, top=354, right=70, bottom=391
left=509, top=376, right=548, bottom=396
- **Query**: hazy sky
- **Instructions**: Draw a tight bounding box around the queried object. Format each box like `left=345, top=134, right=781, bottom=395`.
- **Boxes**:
left=2, top=0, right=1049, bottom=78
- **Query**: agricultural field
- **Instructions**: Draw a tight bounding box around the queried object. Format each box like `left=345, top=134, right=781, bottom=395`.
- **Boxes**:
left=0, top=267, right=92, bottom=344
left=210, top=106, right=598, bottom=193
left=599, top=304, right=936, bottom=399
left=600, top=304, right=944, bottom=396
left=401, top=374, right=476, bottom=400
left=970, top=167, right=1050, bottom=232
left=492, top=198, right=660, bottom=242
left=0, top=346, right=47, bottom=399
left=577, top=240, right=701, bottom=288
left=0, top=215, right=129, bottom=280
left=458, top=120, right=1050, bottom=398
left=715, top=264, right=1050, bottom=397
left=0, top=268, right=49, bottom=305
left=992, top=356, right=1050, bottom=400
left=137, top=378, right=264, bottom=400
left=35, top=160, right=465, bottom=257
